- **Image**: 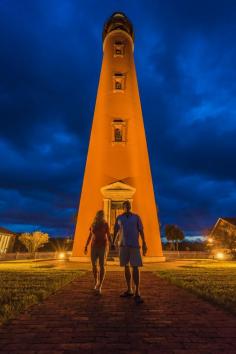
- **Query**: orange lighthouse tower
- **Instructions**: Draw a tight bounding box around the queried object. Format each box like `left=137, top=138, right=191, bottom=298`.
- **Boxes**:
left=71, top=12, right=164, bottom=261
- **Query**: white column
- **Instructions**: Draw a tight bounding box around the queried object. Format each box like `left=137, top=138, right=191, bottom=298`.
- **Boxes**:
left=0, top=236, right=6, bottom=253
left=0, top=235, right=4, bottom=253
left=107, top=199, right=111, bottom=228
left=5, top=236, right=10, bottom=253
left=2, top=236, right=8, bottom=253
left=103, top=198, right=111, bottom=227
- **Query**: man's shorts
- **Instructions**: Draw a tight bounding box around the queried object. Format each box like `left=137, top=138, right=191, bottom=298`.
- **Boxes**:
left=91, top=246, right=108, bottom=267
left=119, top=246, right=143, bottom=267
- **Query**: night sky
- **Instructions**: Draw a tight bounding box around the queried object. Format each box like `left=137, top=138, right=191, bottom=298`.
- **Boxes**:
left=1, top=0, right=236, bottom=238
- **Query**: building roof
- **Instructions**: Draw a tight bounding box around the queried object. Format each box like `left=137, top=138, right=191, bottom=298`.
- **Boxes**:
left=221, top=217, right=236, bottom=226
left=103, top=12, right=134, bottom=42
left=209, top=217, right=236, bottom=237
left=0, top=226, right=16, bottom=236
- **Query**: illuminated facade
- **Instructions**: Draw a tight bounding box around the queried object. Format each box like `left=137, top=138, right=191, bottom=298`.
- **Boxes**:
left=71, top=12, right=164, bottom=261
left=0, top=227, right=15, bottom=254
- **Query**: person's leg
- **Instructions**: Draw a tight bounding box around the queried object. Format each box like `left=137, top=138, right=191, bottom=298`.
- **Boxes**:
left=92, top=264, right=99, bottom=288
left=125, top=265, right=132, bottom=293
left=119, top=247, right=133, bottom=296
left=98, top=265, right=105, bottom=291
left=97, top=247, right=107, bottom=292
left=132, top=266, right=140, bottom=296
left=130, top=248, right=144, bottom=303
left=91, top=247, right=99, bottom=288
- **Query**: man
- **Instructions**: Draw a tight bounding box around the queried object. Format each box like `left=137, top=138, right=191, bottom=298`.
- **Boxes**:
left=113, top=200, right=147, bottom=304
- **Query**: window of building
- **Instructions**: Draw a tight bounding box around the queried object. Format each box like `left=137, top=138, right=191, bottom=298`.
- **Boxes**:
left=112, top=119, right=126, bottom=145
left=113, top=73, right=125, bottom=92
left=115, top=81, right=122, bottom=90
left=113, top=41, right=125, bottom=57
left=115, top=127, right=122, bottom=142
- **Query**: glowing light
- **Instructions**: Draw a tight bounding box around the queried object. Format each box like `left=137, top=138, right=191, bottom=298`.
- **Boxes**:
left=215, top=252, right=224, bottom=260
left=58, top=252, right=65, bottom=259
left=208, top=237, right=214, bottom=243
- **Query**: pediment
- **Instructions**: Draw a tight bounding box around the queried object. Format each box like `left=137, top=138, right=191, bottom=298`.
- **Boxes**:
left=100, top=181, right=136, bottom=199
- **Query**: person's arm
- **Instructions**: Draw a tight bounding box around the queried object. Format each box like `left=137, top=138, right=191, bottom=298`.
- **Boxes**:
left=138, top=216, right=147, bottom=256
left=84, top=230, right=93, bottom=255
left=140, top=229, right=147, bottom=255
left=106, top=224, right=113, bottom=245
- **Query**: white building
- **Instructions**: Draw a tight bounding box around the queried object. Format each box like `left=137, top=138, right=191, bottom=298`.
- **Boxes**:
left=0, top=227, right=15, bottom=254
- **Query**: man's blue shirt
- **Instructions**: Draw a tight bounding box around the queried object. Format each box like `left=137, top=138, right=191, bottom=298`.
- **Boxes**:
left=114, top=212, right=143, bottom=248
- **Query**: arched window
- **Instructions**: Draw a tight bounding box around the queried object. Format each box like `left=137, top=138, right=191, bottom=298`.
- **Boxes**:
left=113, top=73, right=125, bottom=92
left=113, top=41, right=125, bottom=57
left=115, top=81, right=122, bottom=90
left=115, top=128, right=122, bottom=142
left=112, top=119, right=126, bottom=145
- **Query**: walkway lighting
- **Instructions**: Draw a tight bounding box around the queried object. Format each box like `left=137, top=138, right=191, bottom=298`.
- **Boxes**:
left=58, top=252, right=65, bottom=260
left=215, top=252, right=224, bottom=260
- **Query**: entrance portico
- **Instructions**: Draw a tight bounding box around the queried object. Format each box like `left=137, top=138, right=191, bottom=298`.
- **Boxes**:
left=100, top=181, right=136, bottom=233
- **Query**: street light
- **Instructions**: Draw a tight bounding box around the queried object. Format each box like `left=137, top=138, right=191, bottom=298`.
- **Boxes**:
left=215, top=252, right=224, bottom=260
left=58, top=252, right=65, bottom=260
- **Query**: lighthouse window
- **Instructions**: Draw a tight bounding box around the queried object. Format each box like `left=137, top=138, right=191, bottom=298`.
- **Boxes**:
left=112, top=119, right=126, bottom=145
left=115, top=128, right=122, bottom=142
left=115, top=81, right=122, bottom=90
left=113, top=73, right=125, bottom=92
left=113, top=42, right=125, bottom=57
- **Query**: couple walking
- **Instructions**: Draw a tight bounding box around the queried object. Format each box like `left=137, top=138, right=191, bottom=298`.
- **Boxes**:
left=84, top=200, right=147, bottom=304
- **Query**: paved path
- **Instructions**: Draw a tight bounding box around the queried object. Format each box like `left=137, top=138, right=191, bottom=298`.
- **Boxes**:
left=0, top=271, right=236, bottom=354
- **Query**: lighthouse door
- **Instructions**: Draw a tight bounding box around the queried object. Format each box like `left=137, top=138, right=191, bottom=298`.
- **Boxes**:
left=110, top=201, right=125, bottom=234
left=100, top=181, right=136, bottom=234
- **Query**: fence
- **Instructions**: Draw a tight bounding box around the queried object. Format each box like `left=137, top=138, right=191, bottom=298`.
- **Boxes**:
left=163, top=251, right=210, bottom=260
left=0, top=252, right=71, bottom=261
left=0, top=251, right=210, bottom=262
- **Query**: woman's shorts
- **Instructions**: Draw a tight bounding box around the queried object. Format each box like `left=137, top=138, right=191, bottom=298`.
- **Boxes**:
left=91, top=246, right=108, bottom=267
left=119, top=246, right=143, bottom=267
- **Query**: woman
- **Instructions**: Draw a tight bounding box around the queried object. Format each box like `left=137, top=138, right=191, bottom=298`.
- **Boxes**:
left=84, top=210, right=112, bottom=294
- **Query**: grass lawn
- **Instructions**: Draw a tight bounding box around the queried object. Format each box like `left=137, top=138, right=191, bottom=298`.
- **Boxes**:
left=0, top=260, right=85, bottom=324
left=154, top=260, right=236, bottom=315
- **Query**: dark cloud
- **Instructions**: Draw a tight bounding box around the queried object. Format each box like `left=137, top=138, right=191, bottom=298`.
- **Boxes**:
left=0, top=0, right=235, bottom=236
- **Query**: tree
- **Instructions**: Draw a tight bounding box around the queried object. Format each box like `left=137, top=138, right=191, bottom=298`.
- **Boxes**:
left=165, top=225, right=175, bottom=250
left=19, top=231, right=49, bottom=255
left=211, top=221, right=236, bottom=259
left=165, top=224, right=185, bottom=251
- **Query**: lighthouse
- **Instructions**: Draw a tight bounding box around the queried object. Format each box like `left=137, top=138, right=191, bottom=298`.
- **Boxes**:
left=71, top=12, right=164, bottom=261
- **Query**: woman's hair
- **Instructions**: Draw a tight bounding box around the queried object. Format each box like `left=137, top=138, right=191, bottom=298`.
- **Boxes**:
left=92, top=210, right=106, bottom=227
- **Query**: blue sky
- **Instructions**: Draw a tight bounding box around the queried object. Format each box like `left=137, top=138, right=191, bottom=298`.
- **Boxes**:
left=0, top=0, right=236, bottom=237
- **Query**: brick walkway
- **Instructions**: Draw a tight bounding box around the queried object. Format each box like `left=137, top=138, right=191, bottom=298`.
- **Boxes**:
left=0, top=271, right=236, bottom=354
